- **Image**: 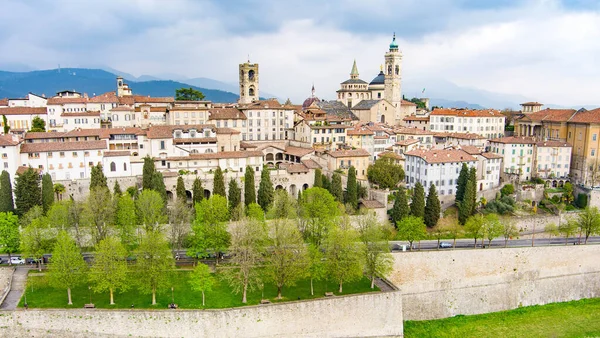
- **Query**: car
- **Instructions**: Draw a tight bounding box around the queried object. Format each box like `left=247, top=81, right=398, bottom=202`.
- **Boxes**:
left=10, top=257, right=25, bottom=264
left=439, top=242, right=453, bottom=249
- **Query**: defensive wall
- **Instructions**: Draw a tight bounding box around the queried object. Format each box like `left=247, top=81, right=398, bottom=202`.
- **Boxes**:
left=0, top=291, right=404, bottom=338
left=389, top=245, right=600, bottom=320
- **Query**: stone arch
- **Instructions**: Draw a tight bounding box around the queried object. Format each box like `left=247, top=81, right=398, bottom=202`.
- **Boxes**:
left=166, top=191, right=174, bottom=201
left=275, top=153, right=284, bottom=161
left=276, top=185, right=284, bottom=190
left=289, top=184, right=297, bottom=196
left=248, top=70, right=255, bottom=80
left=558, top=180, right=564, bottom=187
left=552, top=180, right=558, bottom=188
left=266, top=153, right=274, bottom=161
left=303, top=183, right=309, bottom=191
left=203, top=189, right=211, bottom=199
left=185, top=190, right=192, bottom=202
left=249, top=86, right=255, bottom=96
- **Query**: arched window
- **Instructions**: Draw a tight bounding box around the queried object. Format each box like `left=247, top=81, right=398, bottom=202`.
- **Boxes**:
left=395, top=65, right=400, bottom=75
left=249, top=70, right=255, bottom=80
left=249, top=86, right=255, bottom=96
left=205, top=149, right=214, bottom=153
left=110, top=162, right=116, bottom=172
left=123, top=163, right=127, bottom=171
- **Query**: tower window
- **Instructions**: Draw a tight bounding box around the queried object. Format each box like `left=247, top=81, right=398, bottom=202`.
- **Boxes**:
left=249, top=87, right=255, bottom=96
left=395, top=65, right=399, bottom=75
left=249, top=70, right=255, bottom=80
left=388, top=65, right=392, bottom=75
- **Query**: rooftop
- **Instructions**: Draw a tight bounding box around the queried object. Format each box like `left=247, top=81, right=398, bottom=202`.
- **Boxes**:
left=405, top=149, right=477, bottom=164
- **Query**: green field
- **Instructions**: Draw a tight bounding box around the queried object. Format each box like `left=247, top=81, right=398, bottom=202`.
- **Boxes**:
left=404, top=298, right=600, bottom=338
left=20, top=270, right=378, bottom=309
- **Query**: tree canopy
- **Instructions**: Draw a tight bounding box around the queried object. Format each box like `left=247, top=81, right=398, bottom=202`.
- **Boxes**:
left=213, top=167, right=226, bottom=197
left=424, top=184, right=440, bottom=228
left=48, top=231, right=87, bottom=305
left=14, top=168, right=41, bottom=216
left=30, top=116, right=46, bottom=132
left=175, top=87, right=205, bottom=101
left=257, top=167, right=274, bottom=211
left=244, top=166, right=256, bottom=206
left=367, top=157, right=405, bottom=189
left=410, top=182, right=425, bottom=218
left=0, top=171, right=15, bottom=213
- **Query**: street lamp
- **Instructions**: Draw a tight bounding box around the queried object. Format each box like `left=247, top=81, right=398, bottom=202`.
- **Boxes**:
left=88, top=285, right=92, bottom=305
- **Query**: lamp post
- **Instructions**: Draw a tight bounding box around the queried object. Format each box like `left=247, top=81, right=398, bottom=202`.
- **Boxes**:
left=88, top=285, right=92, bottom=305
left=171, top=287, right=174, bottom=305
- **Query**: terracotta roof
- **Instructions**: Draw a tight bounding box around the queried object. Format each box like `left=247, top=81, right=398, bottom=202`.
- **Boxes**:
left=20, top=140, right=107, bottom=153
left=110, top=106, right=134, bottom=112
left=104, top=151, right=131, bottom=157
left=0, top=134, right=20, bottom=146
left=146, top=125, right=215, bottom=139
left=132, top=95, right=174, bottom=104
left=286, top=164, right=310, bottom=174
left=301, top=159, right=321, bottom=169
left=458, top=145, right=482, bottom=155
left=285, top=146, right=314, bottom=157
left=208, top=108, right=247, bottom=120
left=216, top=128, right=241, bottom=134
left=536, top=141, right=571, bottom=148
left=63, top=129, right=103, bottom=138
left=405, top=149, right=477, bottom=164
left=360, top=200, right=385, bottom=209
left=173, top=137, right=217, bottom=144
left=98, top=127, right=146, bottom=138
left=446, top=132, right=487, bottom=140
left=61, top=111, right=100, bottom=117
left=0, top=99, right=8, bottom=106
left=16, top=166, right=41, bottom=175
left=430, top=108, right=504, bottom=118
left=395, top=139, right=420, bottom=146
left=489, top=136, right=536, bottom=145
left=24, top=131, right=65, bottom=140
left=347, top=128, right=374, bottom=136
left=401, top=100, right=417, bottom=106
left=47, top=97, right=88, bottom=105
left=328, top=149, right=370, bottom=158
left=569, top=108, right=600, bottom=124
left=0, top=107, right=46, bottom=115
left=518, top=108, right=576, bottom=123
left=88, top=91, right=119, bottom=103
left=403, top=115, right=429, bottom=121
left=135, top=106, right=167, bottom=112
left=395, top=127, right=432, bottom=135
left=240, top=141, right=257, bottom=149
left=163, top=150, right=263, bottom=161
left=240, top=99, right=289, bottom=110
left=118, top=96, right=135, bottom=105
left=480, top=152, right=503, bottom=160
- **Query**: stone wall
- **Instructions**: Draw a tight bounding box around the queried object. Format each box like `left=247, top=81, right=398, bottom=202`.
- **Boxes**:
left=0, top=267, right=13, bottom=304
left=0, top=291, right=404, bottom=338
left=389, top=245, right=600, bottom=320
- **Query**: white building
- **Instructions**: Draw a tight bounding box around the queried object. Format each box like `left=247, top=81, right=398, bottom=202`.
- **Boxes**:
left=239, top=99, right=295, bottom=141
left=429, top=108, right=505, bottom=139
left=0, top=107, right=48, bottom=133
left=0, top=134, right=22, bottom=177
left=489, top=136, right=536, bottom=182
left=535, top=140, right=572, bottom=180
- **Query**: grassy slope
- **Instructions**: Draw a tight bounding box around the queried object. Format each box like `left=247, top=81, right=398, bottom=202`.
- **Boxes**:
left=404, top=298, right=600, bottom=338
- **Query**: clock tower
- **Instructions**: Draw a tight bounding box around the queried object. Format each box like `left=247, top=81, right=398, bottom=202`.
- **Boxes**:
left=384, top=33, right=402, bottom=110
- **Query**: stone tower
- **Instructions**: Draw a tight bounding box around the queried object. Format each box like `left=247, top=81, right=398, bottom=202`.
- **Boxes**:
left=239, top=61, right=259, bottom=104
left=384, top=33, right=402, bottom=108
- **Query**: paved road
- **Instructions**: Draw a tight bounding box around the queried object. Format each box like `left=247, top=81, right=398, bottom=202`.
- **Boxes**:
left=390, top=236, right=600, bottom=251
left=0, top=266, right=29, bottom=310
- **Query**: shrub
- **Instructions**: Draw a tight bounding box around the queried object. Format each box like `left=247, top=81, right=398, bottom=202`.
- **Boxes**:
left=576, top=193, right=588, bottom=208
left=501, top=184, right=514, bottom=196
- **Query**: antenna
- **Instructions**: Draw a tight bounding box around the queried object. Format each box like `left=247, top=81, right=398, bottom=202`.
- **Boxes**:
left=247, top=54, right=250, bottom=63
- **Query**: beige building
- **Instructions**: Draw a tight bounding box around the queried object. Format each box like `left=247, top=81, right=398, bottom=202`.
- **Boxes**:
left=429, top=108, right=505, bottom=139
left=169, top=101, right=212, bottom=125
left=535, top=140, right=572, bottom=182
left=325, top=149, right=370, bottom=180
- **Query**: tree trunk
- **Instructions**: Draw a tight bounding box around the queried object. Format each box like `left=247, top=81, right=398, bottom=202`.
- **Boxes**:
left=488, top=239, right=492, bottom=248
left=242, top=283, right=248, bottom=303
left=453, top=238, right=456, bottom=249
left=310, top=278, right=314, bottom=296
left=7, top=253, right=11, bottom=265
left=38, top=260, right=42, bottom=272
left=67, top=288, right=72, bottom=305
left=110, top=288, right=114, bottom=305
left=565, top=236, right=569, bottom=245
left=202, top=291, right=205, bottom=306
left=277, top=286, right=282, bottom=300
left=370, top=275, right=375, bottom=289
left=338, top=280, right=343, bottom=293
left=152, top=286, right=156, bottom=305
left=504, top=238, right=508, bottom=248
left=473, top=238, right=477, bottom=248
left=437, top=238, right=440, bottom=250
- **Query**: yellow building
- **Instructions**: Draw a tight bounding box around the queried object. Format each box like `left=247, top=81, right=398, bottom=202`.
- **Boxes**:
left=326, top=149, right=370, bottom=180
left=565, top=108, right=600, bottom=186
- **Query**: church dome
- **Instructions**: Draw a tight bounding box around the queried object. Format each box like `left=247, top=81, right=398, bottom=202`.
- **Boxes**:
left=389, top=33, right=398, bottom=50
left=302, top=96, right=320, bottom=109
left=369, top=71, right=385, bottom=86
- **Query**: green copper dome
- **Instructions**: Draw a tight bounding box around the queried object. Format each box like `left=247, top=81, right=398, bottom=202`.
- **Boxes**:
left=389, top=33, right=398, bottom=50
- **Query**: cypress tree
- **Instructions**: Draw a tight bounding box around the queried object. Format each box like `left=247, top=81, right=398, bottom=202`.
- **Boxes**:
left=410, top=182, right=425, bottom=219
left=331, top=172, right=343, bottom=202
left=244, top=166, right=256, bottom=206
left=468, top=167, right=477, bottom=215
left=390, top=187, right=409, bottom=226
left=322, top=174, right=331, bottom=193
left=152, top=172, right=167, bottom=204
left=113, top=180, right=122, bottom=196
left=90, top=164, right=107, bottom=190
left=176, top=176, right=186, bottom=201
left=14, top=167, right=41, bottom=216
left=455, top=163, right=468, bottom=203
left=0, top=170, right=15, bottom=213
left=213, top=167, right=226, bottom=197
left=313, top=168, right=323, bottom=188
left=257, top=167, right=274, bottom=211
left=41, top=173, right=54, bottom=214
left=228, top=179, right=241, bottom=214
left=346, top=166, right=358, bottom=209
left=424, top=184, right=441, bottom=228
left=192, top=177, right=204, bottom=205
left=297, top=189, right=302, bottom=202
left=459, top=178, right=476, bottom=225
left=142, top=156, right=155, bottom=190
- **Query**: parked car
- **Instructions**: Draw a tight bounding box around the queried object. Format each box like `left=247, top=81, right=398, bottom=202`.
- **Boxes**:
left=439, top=242, right=453, bottom=249
left=10, top=257, right=25, bottom=264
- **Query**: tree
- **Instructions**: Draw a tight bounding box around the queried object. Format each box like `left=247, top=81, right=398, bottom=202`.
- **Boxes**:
left=0, top=170, right=14, bottom=213
left=47, top=201, right=70, bottom=230
left=152, top=172, right=167, bottom=204
left=464, top=214, right=485, bottom=248
left=563, top=182, right=574, bottom=204
left=244, top=166, right=256, bottom=206
left=266, top=219, right=308, bottom=299
left=357, top=214, right=394, bottom=289
left=41, top=173, right=54, bottom=214
left=313, top=168, right=323, bottom=188
left=321, top=174, right=331, bottom=193
left=2, top=115, right=9, bottom=134
left=90, top=164, right=107, bottom=190
left=192, top=177, right=204, bottom=205
left=54, top=183, right=66, bottom=201
left=67, top=201, right=86, bottom=248
left=142, top=156, right=156, bottom=190
left=213, top=167, right=226, bottom=197
left=424, top=184, right=440, bottom=228
left=331, top=172, right=343, bottom=202
left=299, top=187, right=340, bottom=246
left=345, top=166, right=358, bottom=209
left=459, top=175, right=476, bottom=225
left=390, top=187, right=409, bottom=226
left=30, top=116, right=46, bottom=132
left=257, top=167, right=274, bottom=211
left=410, top=182, right=425, bottom=219
left=175, top=87, right=205, bottom=101
left=135, top=231, right=175, bottom=305
left=83, top=187, right=115, bottom=244
left=189, top=263, right=215, bottom=306
left=221, top=218, right=267, bottom=303
left=325, top=223, right=364, bottom=293
left=267, top=190, right=297, bottom=220
left=126, top=186, right=139, bottom=199
left=136, top=190, right=167, bottom=232
left=438, top=216, right=462, bottom=248
left=307, top=243, right=325, bottom=296
left=113, top=180, right=122, bottom=197
left=396, top=215, right=426, bottom=250
left=483, top=213, right=503, bottom=247
left=576, top=207, right=600, bottom=244
left=468, top=167, right=477, bottom=212
left=115, top=194, right=137, bottom=246
left=48, top=231, right=87, bottom=305
left=559, top=218, right=579, bottom=245
left=89, top=236, right=129, bottom=305
left=14, top=167, right=41, bottom=216
left=500, top=184, right=515, bottom=197
left=246, top=202, right=265, bottom=221
left=189, top=195, right=230, bottom=265
left=169, top=199, right=192, bottom=251
left=0, top=212, right=20, bottom=264
left=455, top=163, right=469, bottom=203
left=367, top=157, right=405, bottom=189
left=228, top=179, right=242, bottom=218
left=501, top=218, right=519, bottom=248
left=20, top=216, right=55, bottom=271
left=176, top=176, right=186, bottom=201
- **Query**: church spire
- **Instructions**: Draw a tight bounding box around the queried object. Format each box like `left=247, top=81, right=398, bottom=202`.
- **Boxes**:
left=350, top=59, right=359, bottom=79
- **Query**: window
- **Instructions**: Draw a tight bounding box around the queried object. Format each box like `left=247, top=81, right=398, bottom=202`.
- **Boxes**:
left=123, top=163, right=127, bottom=171
left=110, top=162, right=116, bottom=172
left=594, top=134, right=598, bottom=141
left=60, top=152, right=65, bottom=157
left=160, top=141, right=165, bottom=150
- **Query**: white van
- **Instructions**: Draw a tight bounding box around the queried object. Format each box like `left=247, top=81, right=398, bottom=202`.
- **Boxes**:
left=10, top=257, right=25, bottom=264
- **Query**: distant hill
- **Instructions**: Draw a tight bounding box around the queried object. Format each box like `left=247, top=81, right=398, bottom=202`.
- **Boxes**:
left=429, top=98, right=486, bottom=110
left=0, top=68, right=239, bottom=102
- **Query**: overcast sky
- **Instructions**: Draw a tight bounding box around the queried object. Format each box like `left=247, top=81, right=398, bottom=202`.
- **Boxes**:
left=1, top=0, right=599, bottom=105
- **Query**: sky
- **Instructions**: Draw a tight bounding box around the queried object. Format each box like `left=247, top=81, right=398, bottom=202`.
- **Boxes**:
left=1, top=0, right=600, bottom=106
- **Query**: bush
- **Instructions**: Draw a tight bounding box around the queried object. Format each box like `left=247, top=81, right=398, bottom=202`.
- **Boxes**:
left=501, top=184, right=514, bottom=196
left=576, top=193, right=588, bottom=208
left=565, top=204, right=577, bottom=211
left=531, top=177, right=545, bottom=184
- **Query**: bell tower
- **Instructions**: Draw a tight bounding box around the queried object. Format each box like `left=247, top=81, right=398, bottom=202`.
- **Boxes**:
left=384, top=33, right=402, bottom=108
left=239, top=61, right=259, bottom=104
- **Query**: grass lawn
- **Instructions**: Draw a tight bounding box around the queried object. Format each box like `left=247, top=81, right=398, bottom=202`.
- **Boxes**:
left=545, top=188, right=566, bottom=193
left=20, top=270, right=378, bottom=309
left=404, top=298, right=600, bottom=338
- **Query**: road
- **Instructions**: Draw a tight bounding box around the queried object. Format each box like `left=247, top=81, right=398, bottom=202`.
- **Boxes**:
left=390, top=236, right=600, bottom=251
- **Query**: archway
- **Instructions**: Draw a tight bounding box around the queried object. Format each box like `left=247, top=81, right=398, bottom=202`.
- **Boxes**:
left=275, top=153, right=283, bottom=161
left=185, top=190, right=192, bottom=202
left=266, top=153, right=274, bottom=161
left=558, top=180, right=564, bottom=187
left=276, top=185, right=284, bottom=190
left=166, top=191, right=174, bottom=201
left=480, top=183, right=483, bottom=191
left=204, top=189, right=211, bottom=199
left=289, top=184, right=297, bottom=197
left=302, top=183, right=309, bottom=191
left=552, top=180, right=557, bottom=188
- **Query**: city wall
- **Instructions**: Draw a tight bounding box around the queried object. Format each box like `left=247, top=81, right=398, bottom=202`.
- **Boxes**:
left=0, top=291, right=404, bottom=338
left=389, top=245, right=600, bottom=320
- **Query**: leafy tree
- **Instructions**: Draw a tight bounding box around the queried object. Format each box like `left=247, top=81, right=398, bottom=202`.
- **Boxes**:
left=89, top=236, right=129, bottom=305
left=20, top=216, right=55, bottom=271
left=459, top=175, right=476, bottom=225
left=142, top=156, right=156, bottom=190
left=257, top=167, right=274, bottom=211
left=136, top=189, right=167, bottom=232
left=47, top=201, right=70, bottom=230
left=176, top=176, right=186, bottom=201
left=83, top=187, right=115, bottom=244
left=30, top=116, right=46, bottom=132
left=559, top=218, right=579, bottom=245
left=367, top=157, right=405, bottom=189
left=221, top=217, right=267, bottom=303
left=576, top=207, right=600, bottom=244
left=53, top=183, right=66, bottom=201
left=90, top=164, right=107, bottom=190
left=321, top=174, right=331, bottom=193
left=396, top=215, right=426, bottom=250
left=213, top=167, right=226, bottom=197
left=0, top=171, right=14, bottom=213
left=563, top=182, right=574, bottom=204
left=189, top=263, right=215, bottom=306
left=228, top=179, right=242, bottom=218
left=48, top=231, right=87, bottom=305
left=345, top=166, right=358, bottom=210
left=152, top=172, right=167, bottom=204
left=135, top=231, right=175, bottom=305
left=464, top=214, right=485, bottom=248
left=325, top=223, right=364, bottom=293
left=299, top=187, right=340, bottom=246
left=175, top=87, right=205, bottom=101
left=67, top=201, right=86, bottom=248
left=455, top=163, right=469, bottom=203
left=483, top=213, right=503, bottom=247
left=357, top=214, right=394, bottom=289
left=501, top=218, right=519, bottom=247
left=313, top=168, right=323, bottom=188
left=113, top=180, right=122, bottom=197
left=169, top=199, right=192, bottom=251
left=410, top=182, right=425, bottom=218
left=0, top=212, right=20, bottom=263
left=438, top=216, right=462, bottom=248
left=266, top=219, right=308, bottom=299
left=468, top=167, right=477, bottom=212
left=267, top=190, right=297, bottom=220
left=246, top=202, right=265, bottom=221
left=116, top=194, right=137, bottom=246
left=2, top=115, right=9, bottom=134
left=126, top=186, right=139, bottom=199
left=500, top=184, right=515, bottom=197
left=424, top=184, right=441, bottom=228
left=189, top=195, right=230, bottom=265
left=192, top=177, right=204, bottom=205
left=14, top=167, right=41, bottom=216
left=390, top=187, right=409, bottom=226
left=307, top=243, right=325, bottom=296
left=331, top=172, right=343, bottom=202
left=41, top=173, right=54, bottom=214
left=244, top=166, right=256, bottom=206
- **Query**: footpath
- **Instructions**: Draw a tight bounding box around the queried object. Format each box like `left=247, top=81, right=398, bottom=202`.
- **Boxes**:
left=0, top=266, right=29, bottom=310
